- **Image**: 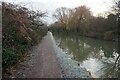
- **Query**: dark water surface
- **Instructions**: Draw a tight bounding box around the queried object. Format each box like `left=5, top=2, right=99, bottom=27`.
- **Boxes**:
left=53, top=33, right=119, bottom=78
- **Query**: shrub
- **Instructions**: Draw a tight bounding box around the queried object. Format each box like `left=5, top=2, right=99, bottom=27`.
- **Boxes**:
left=2, top=2, right=47, bottom=71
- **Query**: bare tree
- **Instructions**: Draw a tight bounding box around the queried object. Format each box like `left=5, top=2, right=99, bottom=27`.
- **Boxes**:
left=53, top=7, right=73, bottom=28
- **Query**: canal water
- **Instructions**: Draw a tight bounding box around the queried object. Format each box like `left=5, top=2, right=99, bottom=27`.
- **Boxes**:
left=53, top=33, right=119, bottom=78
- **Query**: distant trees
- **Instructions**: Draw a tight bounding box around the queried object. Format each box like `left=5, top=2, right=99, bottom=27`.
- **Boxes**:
left=53, top=7, right=73, bottom=30
left=50, top=5, right=118, bottom=41
left=53, top=6, right=92, bottom=32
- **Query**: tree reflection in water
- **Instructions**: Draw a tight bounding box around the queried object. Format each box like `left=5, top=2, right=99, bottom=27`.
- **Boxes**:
left=53, top=33, right=119, bottom=78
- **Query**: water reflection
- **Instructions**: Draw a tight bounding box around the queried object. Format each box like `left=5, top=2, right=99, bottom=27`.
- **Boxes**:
left=80, top=58, right=104, bottom=78
left=53, top=34, right=119, bottom=78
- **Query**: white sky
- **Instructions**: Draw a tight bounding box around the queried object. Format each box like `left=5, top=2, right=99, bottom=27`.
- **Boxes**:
left=3, top=0, right=113, bottom=25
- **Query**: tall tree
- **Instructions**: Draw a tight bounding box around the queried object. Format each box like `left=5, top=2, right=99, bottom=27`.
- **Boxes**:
left=53, top=7, right=72, bottom=28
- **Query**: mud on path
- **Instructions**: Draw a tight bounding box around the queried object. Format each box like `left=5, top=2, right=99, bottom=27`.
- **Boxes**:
left=8, top=32, right=62, bottom=78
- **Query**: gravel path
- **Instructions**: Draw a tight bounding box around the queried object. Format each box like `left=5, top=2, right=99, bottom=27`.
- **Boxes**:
left=8, top=31, right=91, bottom=78
left=12, top=32, right=62, bottom=78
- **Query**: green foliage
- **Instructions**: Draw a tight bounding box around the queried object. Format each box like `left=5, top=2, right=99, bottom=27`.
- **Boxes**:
left=2, top=48, right=20, bottom=67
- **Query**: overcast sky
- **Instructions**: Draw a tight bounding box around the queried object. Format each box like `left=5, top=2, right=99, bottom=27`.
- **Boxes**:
left=4, top=0, right=113, bottom=25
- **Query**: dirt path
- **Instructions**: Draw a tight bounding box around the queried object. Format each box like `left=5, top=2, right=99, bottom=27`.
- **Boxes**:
left=12, top=32, right=62, bottom=78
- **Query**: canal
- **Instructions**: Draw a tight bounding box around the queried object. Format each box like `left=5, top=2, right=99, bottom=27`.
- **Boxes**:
left=53, top=33, right=119, bottom=78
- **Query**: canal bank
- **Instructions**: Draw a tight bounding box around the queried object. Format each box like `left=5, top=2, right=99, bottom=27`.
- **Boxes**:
left=53, top=32, right=119, bottom=78
left=4, top=31, right=91, bottom=78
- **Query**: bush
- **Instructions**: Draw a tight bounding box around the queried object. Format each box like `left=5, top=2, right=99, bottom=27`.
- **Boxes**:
left=2, top=2, right=47, bottom=71
left=2, top=48, right=20, bottom=68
